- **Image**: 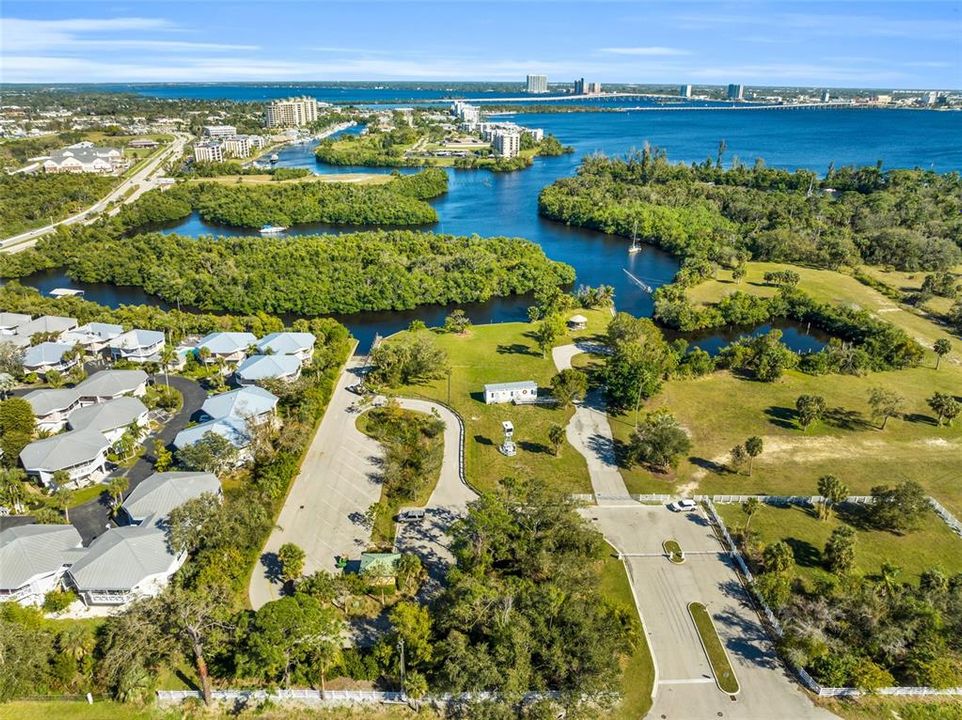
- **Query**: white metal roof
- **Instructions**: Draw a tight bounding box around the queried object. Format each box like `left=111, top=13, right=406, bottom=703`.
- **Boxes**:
left=483, top=380, right=538, bottom=392
left=0, top=524, right=82, bottom=589
left=197, top=332, right=257, bottom=355
left=173, top=416, right=249, bottom=450
left=78, top=369, right=148, bottom=398
left=24, top=387, right=81, bottom=416
left=67, top=523, right=178, bottom=592
left=67, top=396, right=148, bottom=434
left=201, top=385, right=278, bottom=420
left=235, top=354, right=300, bottom=381
left=122, top=471, right=220, bottom=522
left=255, top=332, right=315, bottom=356
left=23, top=342, right=74, bottom=367
left=19, top=428, right=110, bottom=472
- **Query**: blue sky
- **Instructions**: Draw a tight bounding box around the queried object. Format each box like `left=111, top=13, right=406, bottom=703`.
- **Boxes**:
left=2, top=1, right=960, bottom=87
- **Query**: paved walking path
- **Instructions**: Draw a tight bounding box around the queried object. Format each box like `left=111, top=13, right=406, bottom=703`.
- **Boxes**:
left=249, top=360, right=474, bottom=609
left=551, top=343, right=635, bottom=505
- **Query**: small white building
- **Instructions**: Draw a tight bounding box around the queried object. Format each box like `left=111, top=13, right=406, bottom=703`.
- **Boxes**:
left=567, top=314, right=588, bottom=331
left=203, top=125, right=237, bottom=138
left=0, top=525, right=84, bottom=606
left=483, top=380, right=538, bottom=405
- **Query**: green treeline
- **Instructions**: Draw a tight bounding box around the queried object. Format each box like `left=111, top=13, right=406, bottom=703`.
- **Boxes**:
left=109, top=169, right=448, bottom=231
left=0, top=173, right=116, bottom=237
left=9, top=229, right=574, bottom=315
left=539, top=150, right=962, bottom=271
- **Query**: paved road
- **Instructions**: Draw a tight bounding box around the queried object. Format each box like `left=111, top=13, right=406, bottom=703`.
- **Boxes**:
left=250, top=357, right=384, bottom=609
left=552, top=343, right=634, bottom=504
left=70, top=375, right=206, bottom=544
left=592, top=505, right=835, bottom=720
left=1, top=132, right=190, bottom=252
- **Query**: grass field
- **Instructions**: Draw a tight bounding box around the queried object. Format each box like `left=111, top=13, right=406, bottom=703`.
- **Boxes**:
left=392, top=309, right=611, bottom=495
left=857, top=265, right=962, bottom=318
left=356, top=407, right=443, bottom=545
left=0, top=701, right=433, bottom=720
left=608, top=260, right=962, bottom=515
left=599, top=554, right=655, bottom=719
left=689, top=601, right=740, bottom=694
left=817, top=695, right=962, bottom=720
left=715, top=502, right=962, bottom=584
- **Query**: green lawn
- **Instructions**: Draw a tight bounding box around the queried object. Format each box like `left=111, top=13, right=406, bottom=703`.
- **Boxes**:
left=688, top=601, right=740, bottom=694
left=391, top=310, right=611, bottom=495
left=0, top=702, right=431, bottom=720
left=716, top=502, right=962, bottom=584
left=599, top=554, right=655, bottom=719
left=356, top=408, right=444, bottom=546
left=817, top=695, right=962, bottom=720
left=858, top=264, right=962, bottom=318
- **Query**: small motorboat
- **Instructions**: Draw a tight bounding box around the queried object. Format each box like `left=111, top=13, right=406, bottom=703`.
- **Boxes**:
left=269, top=153, right=280, bottom=162
left=259, top=224, right=288, bottom=234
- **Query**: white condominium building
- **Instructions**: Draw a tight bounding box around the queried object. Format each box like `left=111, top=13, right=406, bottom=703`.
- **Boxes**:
left=221, top=134, right=266, bottom=158
left=492, top=130, right=521, bottom=158
left=193, top=141, right=223, bottom=163
left=526, top=74, right=548, bottom=94
left=203, top=125, right=237, bottom=138
left=265, top=96, right=319, bottom=128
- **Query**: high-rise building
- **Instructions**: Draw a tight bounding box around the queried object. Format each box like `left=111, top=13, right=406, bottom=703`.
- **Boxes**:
left=821, top=90, right=831, bottom=103
left=573, top=78, right=585, bottom=95
left=586, top=81, right=602, bottom=95
left=203, top=125, right=237, bottom=138
left=492, top=129, right=521, bottom=158
left=727, top=83, right=745, bottom=100
left=265, top=96, right=319, bottom=128
left=193, top=141, right=223, bottom=163
left=679, top=84, right=692, bottom=98
left=526, top=74, right=548, bottom=94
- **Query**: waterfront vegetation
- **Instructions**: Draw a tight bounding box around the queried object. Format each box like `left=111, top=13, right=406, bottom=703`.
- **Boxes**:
left=0, top=228, right=574, bottom=316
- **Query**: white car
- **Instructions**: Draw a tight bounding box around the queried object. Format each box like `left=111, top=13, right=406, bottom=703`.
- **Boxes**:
left=668, top=499, right=697, bottom=512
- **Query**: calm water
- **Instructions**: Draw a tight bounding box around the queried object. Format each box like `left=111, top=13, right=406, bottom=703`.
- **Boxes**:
left=20, top=102, right=962, bottom=350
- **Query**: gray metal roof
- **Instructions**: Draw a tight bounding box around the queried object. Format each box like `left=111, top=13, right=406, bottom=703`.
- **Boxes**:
left=66, top=523, right=178, bottom=592
left=483, top=380, right=538, bottom=392
left=78, top=369, right=148, bottom=398
left=201, top=385, right=278, bottom=420
left=14, top=315, right=77, bottom=339
left=122, top=471, right=220, bottom=522
left=0, top=524, right=82, bottom=589
left=256, top=332, right=315, bottom=355
left=24, top=387, right=81, bottom=416
left=109, top=328, right=164, bottom=351
left=0, top=312, right=31, bottom=329
left=67, top=396, right=148, bottom=434
left=19, top=428, right=110, bottom=472
left=23, top=342, right=73, bottom=367
left=235, top=354, right=300, bottom=381
left=197, top=331, right=257, bottom=355
left=62, top=322, right=123, bottom=344
left=173, top=416, right=249, bottom=450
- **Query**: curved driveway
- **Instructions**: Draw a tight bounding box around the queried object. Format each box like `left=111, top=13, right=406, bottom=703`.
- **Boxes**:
left=249, top=358, right=474, bottom=609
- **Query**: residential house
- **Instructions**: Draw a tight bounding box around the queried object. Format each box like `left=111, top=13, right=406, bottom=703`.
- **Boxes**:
left=483, top=380, right=539, bottom=405
left=255, top=332, right=316, bottom=363
left=201, top=385, right=278, bottom=425
left=172, top=416, right=251, bottom=458
left=0, top=312, right=31, bottom=336
left=23, top=387, right=83, bottom=432
left=76, top=369, right=148, bottom=404
left=109, top=329, right=165, bottom=364
left=61, top=322, right=123, bottom=353
left=19, top=428, right=111, bottom=487
left=22, top=342, right=78, bottom=376
left=358, top=552, right=401, bottom=584
left=195, top=332, right=258, bottom=364
left=121, top=471, right=221, bottom=525
left=0, top=525, right=83, bottom=606
left=235, top=354, right=301, bottom=385
left=67, top=396, right=149, bottom=445
left=65, top=520, right=185, bottom=606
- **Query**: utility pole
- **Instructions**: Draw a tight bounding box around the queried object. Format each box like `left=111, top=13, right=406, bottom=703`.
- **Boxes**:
left=397, top=637, right=406, bottom=694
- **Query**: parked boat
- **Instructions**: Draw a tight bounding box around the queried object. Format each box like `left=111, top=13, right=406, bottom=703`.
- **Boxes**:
left=269, top=153, right=279, bottom=162
left=628, top=220, right=642, bottom=254
left=259, top=224, right=288, bottom=234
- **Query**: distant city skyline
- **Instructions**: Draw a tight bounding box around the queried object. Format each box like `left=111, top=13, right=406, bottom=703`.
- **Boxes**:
left=1, top=1, right=960, bottom=87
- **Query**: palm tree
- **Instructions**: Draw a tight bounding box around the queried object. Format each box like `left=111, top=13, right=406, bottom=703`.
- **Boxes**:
left=53, top=482, right=72, bottom=523
left=59, top=623, right=95, bottom=662
left=933, top=338, right=951, bottom=370
left=0, top=468, right=28, bottom=513
left=877, top=562, right=902, bottom=598
left=107, top=476, right=129, bottom=513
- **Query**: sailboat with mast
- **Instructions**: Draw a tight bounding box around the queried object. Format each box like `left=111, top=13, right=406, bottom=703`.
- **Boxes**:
left=628, top=219, right=642, bottom=254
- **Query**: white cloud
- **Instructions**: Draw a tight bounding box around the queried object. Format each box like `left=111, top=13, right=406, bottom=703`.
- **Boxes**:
left=599, top=47, right=691, bottom=56
left=0, top=17, right=257, bottom=53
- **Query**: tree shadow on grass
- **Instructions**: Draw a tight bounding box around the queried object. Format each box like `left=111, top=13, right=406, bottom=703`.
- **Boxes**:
left=764, top=406, right=797, bottom=430
left=835, top=502, right=876, bottom=531
left=519, top=440, right=551, bottom=454
left=496, top=343, right=540, bottom=357
left=824, top=407, right=871, bottom=431
left=473, top=434, right=493, bottom=446
left=904, top=412, right=938, bottom=426
left=689, top=456, right=733, bottom=476
left=785, top=537, right=822, bottom=569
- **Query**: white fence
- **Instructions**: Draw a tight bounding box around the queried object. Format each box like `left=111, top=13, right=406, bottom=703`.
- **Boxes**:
left=929, top=497, right=962, bottom=539
left=157, top=689, right=563, bottom=706
left=703, top=498, right=962, bottom=698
